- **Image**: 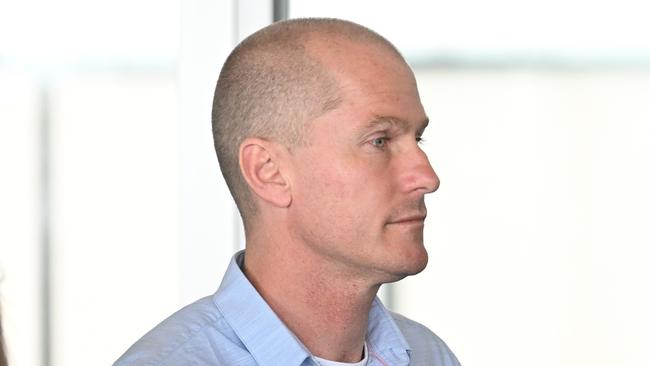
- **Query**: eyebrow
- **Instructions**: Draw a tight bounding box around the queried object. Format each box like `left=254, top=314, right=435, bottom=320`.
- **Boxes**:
left=357, top=115, right=430, bottom=136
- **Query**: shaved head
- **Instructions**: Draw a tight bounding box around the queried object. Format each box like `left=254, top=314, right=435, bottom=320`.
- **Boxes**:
left=212, top=18, right=405, bottom=222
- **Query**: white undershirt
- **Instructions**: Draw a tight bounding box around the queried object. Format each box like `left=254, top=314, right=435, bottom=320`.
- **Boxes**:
left=313, top=343, right=369, bottom=366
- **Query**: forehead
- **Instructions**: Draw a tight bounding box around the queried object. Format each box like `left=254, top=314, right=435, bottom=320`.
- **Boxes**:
left=303, top=38, right=426, bottom=134
left=337, top=55, right=424, bottom=128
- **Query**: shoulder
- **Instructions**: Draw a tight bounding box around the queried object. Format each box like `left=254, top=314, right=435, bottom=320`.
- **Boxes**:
left=113, top=295, right=247, bottom=366
left=390, top=311, right=462, bottom=366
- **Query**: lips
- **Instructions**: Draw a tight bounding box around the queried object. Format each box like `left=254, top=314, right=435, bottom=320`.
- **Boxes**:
left=387, top=213, right=427, bottom=225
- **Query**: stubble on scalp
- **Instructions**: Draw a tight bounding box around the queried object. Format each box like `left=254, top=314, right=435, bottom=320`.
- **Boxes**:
left=211, top=18, right=405, bottom=223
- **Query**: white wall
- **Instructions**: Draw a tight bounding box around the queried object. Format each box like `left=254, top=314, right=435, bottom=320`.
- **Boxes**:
left=177, top=0, right=239, bottom=308
left=0, top=70, right=42, bottom=366
left=0, top=0, right=243, bottom=365
left=399, top=68, right=650, bottom=366
left=48, top=73, right=181, bottom=365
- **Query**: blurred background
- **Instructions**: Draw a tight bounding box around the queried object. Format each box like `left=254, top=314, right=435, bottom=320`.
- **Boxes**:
left=1, top=0, right=649, bottom=365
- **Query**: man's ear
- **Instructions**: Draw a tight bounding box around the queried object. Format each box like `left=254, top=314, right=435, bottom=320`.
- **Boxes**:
left=239, top=138, right=292, bottom=208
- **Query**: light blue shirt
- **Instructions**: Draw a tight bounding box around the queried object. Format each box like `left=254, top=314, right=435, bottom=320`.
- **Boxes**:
left=114, top=251, right=460, bottom=366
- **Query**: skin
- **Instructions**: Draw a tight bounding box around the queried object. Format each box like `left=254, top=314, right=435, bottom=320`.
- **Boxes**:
left=239, top=36, right=440, bottom=362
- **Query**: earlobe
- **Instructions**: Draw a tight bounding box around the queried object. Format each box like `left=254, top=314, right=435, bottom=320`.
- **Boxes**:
left=239, top=138, right=292, bottom=208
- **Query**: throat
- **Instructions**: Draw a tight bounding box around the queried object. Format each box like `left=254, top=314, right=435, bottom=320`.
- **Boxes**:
left=242, top=244, right=380, bottom=364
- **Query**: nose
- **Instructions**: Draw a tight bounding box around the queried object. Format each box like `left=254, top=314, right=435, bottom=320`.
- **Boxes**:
left=401, top=147, right=440, bottom=194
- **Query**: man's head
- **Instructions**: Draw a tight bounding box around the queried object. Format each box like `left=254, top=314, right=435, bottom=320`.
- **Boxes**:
left=212, top=18, right=439, bottom=282
left=212, top=18, right=401, bottom=222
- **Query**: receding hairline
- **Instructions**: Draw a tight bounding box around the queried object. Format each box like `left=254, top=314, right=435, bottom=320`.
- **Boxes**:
left=218, top=18, right=407, bottom=143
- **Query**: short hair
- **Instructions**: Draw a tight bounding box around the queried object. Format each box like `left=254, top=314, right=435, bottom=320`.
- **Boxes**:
left=211, top=18, right=404, bottom=223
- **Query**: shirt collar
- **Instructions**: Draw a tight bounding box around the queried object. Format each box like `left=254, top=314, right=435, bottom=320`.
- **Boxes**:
left=367, top=297, right=412, bottom=362
left=212, top=251, right=312, bottom=366
left=213, top=250, right=411, bottom=365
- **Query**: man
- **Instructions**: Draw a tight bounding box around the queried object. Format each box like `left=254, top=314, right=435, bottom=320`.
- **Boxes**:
left=115, top=18, right=460, bottom=366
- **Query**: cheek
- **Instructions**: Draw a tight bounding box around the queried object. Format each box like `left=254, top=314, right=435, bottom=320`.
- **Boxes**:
left=304, top=166, right=353, bottom=216
left=293, top=150, right=397, bottom=223
left=313, top=167, right=392, bottom=229
left=295, top=163, right=354, bottom=222
left=311, top=164, right=373, bottom=203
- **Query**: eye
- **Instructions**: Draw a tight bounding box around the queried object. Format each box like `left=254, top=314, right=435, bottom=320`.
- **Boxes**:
left=416, top=136, right=426, bottom=145
left=370, top=137, right=388, bottom=148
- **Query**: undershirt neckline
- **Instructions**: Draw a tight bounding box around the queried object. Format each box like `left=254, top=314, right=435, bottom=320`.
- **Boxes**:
left=313, top=342, right=369, bottom=366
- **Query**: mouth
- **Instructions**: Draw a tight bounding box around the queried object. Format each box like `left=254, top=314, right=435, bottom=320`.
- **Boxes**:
left=387, top=214, right=427, bottom=225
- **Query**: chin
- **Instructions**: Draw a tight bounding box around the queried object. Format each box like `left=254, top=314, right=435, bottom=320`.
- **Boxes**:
left=380, top=246, right=429, bottom=284
left=403, top=248, right=429, bottom=275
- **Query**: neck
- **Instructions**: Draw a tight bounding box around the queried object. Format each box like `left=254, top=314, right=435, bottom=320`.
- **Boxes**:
left=244, top=235, right=379, bottom=363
